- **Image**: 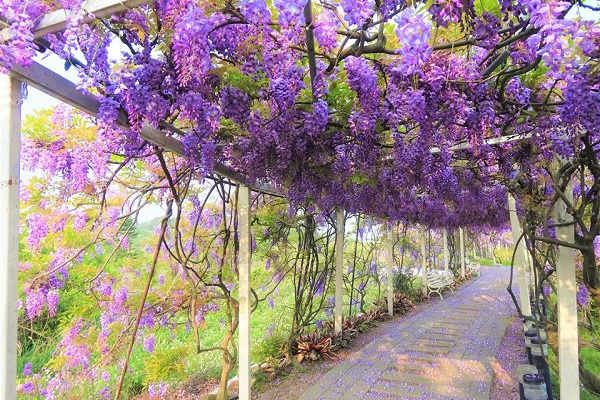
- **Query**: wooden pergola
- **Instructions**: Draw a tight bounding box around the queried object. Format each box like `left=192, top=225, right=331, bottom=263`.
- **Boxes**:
left=0, top=2, right=580, bottom=399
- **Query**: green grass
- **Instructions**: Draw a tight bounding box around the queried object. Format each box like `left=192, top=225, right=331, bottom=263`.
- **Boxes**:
left=478, top=258, right=495, bottom=266
left=17, top=337, right=55, bottom=378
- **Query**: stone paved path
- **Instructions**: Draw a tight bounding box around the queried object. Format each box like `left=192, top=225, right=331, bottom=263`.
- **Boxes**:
left=299, top=266, right=516, bottom=400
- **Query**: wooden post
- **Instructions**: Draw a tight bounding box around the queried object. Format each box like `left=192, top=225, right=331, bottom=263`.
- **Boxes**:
left=459, top=228, right=466, bottom=279
left=443, top=228, right=449, bottom=272
left=420, top=225, right=427, bottom=296
left=0, top=75, right=20, bottom=400
left=238, top=185, right=252, bottom=400
left=554, top=177, right=579, bottom=400
left=507, top=195, right=532, bottom=318
left=335, top=210, right=344, bottom=333
left=386, top=224, right=394, bottom=316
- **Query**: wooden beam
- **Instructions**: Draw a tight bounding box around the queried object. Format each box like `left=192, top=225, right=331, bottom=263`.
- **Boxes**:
left=9, top=61, right=282, bottom=196
left=428, top=132, right=534, bottom=155
left=237, top=184, right=252, bottom=400
left=1, top=0, right=157, bottom=41
left=334, top=209, right=344, bottom=333
left=507, top=194, right=532, bottom=318
left=386, top=224, right=394, bottom=316
left=443, top=228, right=449, bottom=272
left=0, top=74, right=21, bottom=400
left=459, top=227, right=466, bottom=279
left=554, top=178, right=579, bottom=400
left=420, top=225, right=427, bottom=296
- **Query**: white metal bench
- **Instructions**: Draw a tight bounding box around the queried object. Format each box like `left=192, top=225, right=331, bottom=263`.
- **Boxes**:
left=426, top=270, right=455, bottom=299
left=467, top=261, right=481, bottom=275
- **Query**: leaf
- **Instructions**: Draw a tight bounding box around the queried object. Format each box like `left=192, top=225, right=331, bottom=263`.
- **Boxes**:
left=474, top=0, right=501, bottom=16
left=207, top=66, right=228, bottom=77
left=296, top=353, right=304, bottom=363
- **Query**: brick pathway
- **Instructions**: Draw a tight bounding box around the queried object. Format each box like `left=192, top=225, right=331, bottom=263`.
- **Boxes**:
left=299, top=266, right=516, bottom=400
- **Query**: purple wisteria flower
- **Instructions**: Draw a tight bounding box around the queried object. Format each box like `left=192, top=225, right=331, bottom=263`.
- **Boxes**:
left=576, top=284, right=589, bottom=307
left=22, top=362, right=32, bottom=376
left=120, top=234, right=129, bottom=249
left=25, top=289, right=45, bottom=320
left=340, top=0, right=375, bottom=26
left=99, top=387, right=110, bottom=399
left=274, top=0, right=307, bottom=26
left=265, top=323, right=276, bottom=338
left=542, top=284, right=551, bottom=297
left=148, top=382, right=168, bottom=397
left=72, top=211, right=88, bottom=232
left=370, top=263, right=378, bottom=276
left=238, top=0, right=271, bottom=24
left=46, top=290, right=59, bottom=317
left=21, top=381, right=35, bottom=394
left=314, top=10, right=339, bottom=51
left=274, top=272, right=284, bottom=284
left=143, top=334, right=156, bottom=353
left=26, top=213, right=49, bottom=251
left=393, top=7, right=432, bottom=76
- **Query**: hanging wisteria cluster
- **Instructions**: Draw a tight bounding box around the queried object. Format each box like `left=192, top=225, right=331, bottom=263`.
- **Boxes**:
left=6, top=0, right=597, bottom=228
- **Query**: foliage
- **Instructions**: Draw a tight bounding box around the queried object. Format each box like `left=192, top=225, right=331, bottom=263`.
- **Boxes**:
left=376, top=293, right=418, bottom=315
left=295, top=334, right=336, bottom=363
left=392, top=270, right=421, bottom=299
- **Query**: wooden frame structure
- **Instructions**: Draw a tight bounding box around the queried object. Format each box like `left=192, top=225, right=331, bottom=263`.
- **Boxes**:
left=334, top=210, right=344, bottom=333
left=554, top=171, right=578, bottom=400
left=0, top=1, right=582, bottom=399
left=0, top=73, right=21, bottom=400
left=420, top=225, right=428, bottom=296
left=386, top=225, right=394, bottom=316
left=443, top=228, right=449, bottom=272
left=508, top=195, right=533, bottom=319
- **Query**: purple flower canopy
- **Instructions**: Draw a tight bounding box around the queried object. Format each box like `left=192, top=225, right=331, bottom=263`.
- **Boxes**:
left=2, top=1, right=599, bottom=229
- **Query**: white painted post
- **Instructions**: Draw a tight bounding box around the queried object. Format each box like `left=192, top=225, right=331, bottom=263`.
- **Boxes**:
left=442, top=228, right=449, bottom=272
left=554, top=176, right=579, bottom=400
left=507, top=195, right=532, bottom=318
left=238, top=185, right=252, bottom=400
left=420, top=225, right=427, bottom=296
left=386, top=224, right=394, bottom=316
left=335, top=209, right=344, bottom=333
left=459, top=228, right=466, bottom=279
left=0, top=75, right=21, bottom=400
